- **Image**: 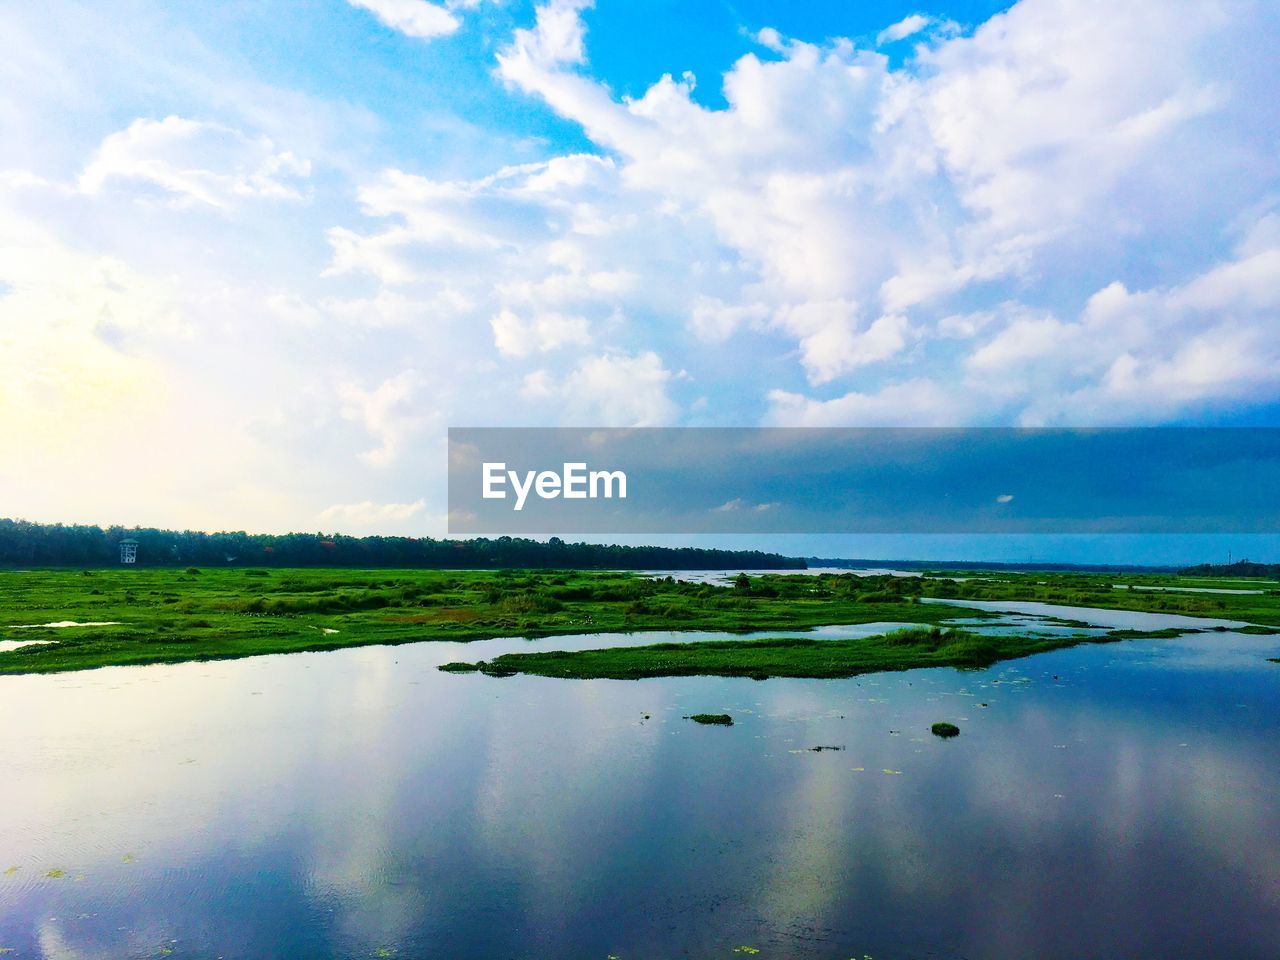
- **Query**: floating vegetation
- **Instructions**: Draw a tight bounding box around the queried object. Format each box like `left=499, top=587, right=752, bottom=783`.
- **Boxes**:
left=808, top=745, right=844, bottom=752
left=733, top=949, right=760, bottom=955
left=686, top=713, right=733, bottom=726
left=439, top=661, right=481, bottom=672
left=45, top=867, right=66, bottom=878
left=2, top=866, right=17, bottom=875
left=931, top=722, right=961, bottom=738
left=1105, top=627, right=1186, bottom=640
left=447, top=626, right=1120, bottom=681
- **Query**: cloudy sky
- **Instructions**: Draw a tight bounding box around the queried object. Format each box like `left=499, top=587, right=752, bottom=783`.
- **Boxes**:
left=2, top=0, right=1278, bottom=539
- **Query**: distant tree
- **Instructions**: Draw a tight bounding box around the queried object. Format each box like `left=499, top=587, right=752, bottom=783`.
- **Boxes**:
left=0, top=517, right=806, bottom=571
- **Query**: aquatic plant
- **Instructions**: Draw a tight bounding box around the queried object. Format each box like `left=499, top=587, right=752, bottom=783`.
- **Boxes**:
left=685, top=713, right=733, bottom=725
left=6, top=566, right=1280, bottom=676
left=2, top=568, right=980, bottom=675
left=448, top=624, right=1173, bottom=682
left=931, top=722, right=961, bottom=738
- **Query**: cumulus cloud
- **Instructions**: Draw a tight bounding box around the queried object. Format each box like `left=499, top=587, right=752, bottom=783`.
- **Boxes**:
left=4, top=0, right=1280, bottom=535
left=481, top=0, right=1278, bottom=421
left=338, top=370, right=429, bottom=466
left=346, top=0, right=460, bottom=39
left=964, top=242, right=1280, bottom=423
left=490, top=308, right=590, bottom=355
left=79, top=116, right=310, bottom=209
left=766, top=379, right=980, bottom=427
left=522, top=350, right=678, bottom=426
left=877, top=14, right=932, bottom=44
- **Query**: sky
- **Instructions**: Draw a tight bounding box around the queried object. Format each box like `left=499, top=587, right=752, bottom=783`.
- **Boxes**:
left=2, top=0, right=1279, bottom=560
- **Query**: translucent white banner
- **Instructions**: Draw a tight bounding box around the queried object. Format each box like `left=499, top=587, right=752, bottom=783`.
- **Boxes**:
left=447, top=428, right=1280, bottom=535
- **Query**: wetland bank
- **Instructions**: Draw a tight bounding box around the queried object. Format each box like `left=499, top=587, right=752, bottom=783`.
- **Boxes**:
left=3, top=566, right=1280, bottom=959
left=3, top=566, right=1278, bottom=676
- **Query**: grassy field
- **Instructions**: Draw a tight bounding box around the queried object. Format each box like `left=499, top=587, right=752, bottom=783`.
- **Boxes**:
left=437, top=624, right=1190, bottom=680
left=2, top=567, right=1278, bottom=676
left=0, top=567, right=967, bottom=675
left=918, top=571, right=1280, bottom=624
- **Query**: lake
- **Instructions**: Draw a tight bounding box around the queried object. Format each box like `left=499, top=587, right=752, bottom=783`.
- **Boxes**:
left=2, top=601, right=1278, bottom=959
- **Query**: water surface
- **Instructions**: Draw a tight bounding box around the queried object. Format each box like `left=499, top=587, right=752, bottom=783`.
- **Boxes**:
left=1, top=603, right=1278, bottom=959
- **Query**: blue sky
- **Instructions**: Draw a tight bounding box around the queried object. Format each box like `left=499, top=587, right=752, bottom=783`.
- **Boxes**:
left=2, top=0, right=1278, bottom=561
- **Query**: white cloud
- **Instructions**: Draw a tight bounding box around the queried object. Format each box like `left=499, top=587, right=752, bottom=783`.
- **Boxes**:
left=490, top=308, right=590, bottom=355
left=962, top=241, right=1280, bottom=423
left=318, top=498, right=428, bottom=530
left=491, top=0, right=1277, bottom=417
left=3, top=0, right=1280, bottom=535
left=689, top=297, right=770, bottom=342
left=79, top=116, right=310, bottom=209
left=523, top=351, right=678, bottom=426
left=774, top=304, right=914, bottom=383
left=338, top=370, right=429, bottom=466
left=501, top=0, right=594, bottom=69
left=766, top=379, right=979, bottom=427
left=564, top=350, right=678, bottom=426
left=346, top=0, right=460, bottom=39
left=877, top=14, right=931, bottom=45
left=713, top=498, right=778, bottom=513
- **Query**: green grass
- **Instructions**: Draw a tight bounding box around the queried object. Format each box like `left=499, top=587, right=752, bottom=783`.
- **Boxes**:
left=0, top=568, right=971, bottom=675
left=436, top=625, right=1182, bottom=681
left=918, top=571, right=1280, bottom=625
left=5, top=566, right=1279, bottom=677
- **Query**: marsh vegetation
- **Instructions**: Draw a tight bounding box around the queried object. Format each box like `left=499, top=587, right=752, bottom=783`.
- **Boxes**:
left=2, top=567, right=1277, bottom=676
left=435, top=623, right=1191, bottom=681
left=0, top=569, right=960, bottom=674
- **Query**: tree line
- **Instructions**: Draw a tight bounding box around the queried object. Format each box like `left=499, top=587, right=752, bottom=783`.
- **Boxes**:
left=0, top=518, right=805, bottom=570
left=1180, top=559, right=1280, bottom=578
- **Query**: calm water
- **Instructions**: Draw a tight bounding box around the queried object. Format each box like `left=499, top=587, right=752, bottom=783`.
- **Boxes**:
left=2, top=603, right=1279, bottom=959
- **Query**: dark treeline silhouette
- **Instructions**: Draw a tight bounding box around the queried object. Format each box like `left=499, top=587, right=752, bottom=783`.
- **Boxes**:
left=1180, top=560, right=1280, bottom=578
left=0, top=518, right=805, bottom=570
